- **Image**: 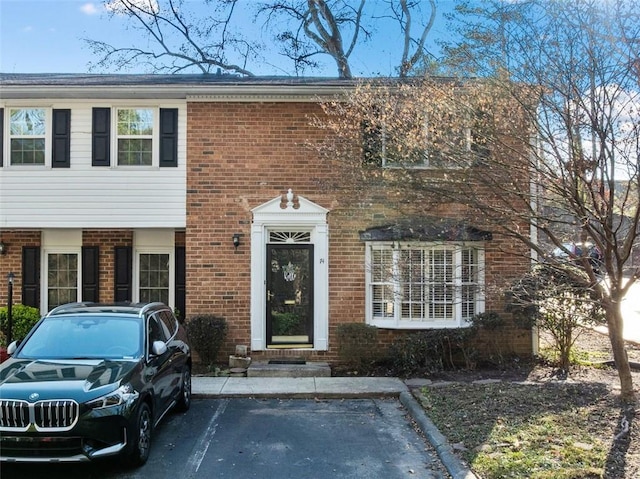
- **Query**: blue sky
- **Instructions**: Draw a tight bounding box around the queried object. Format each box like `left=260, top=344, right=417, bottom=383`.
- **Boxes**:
left=0, top=0, right=454, bottom=76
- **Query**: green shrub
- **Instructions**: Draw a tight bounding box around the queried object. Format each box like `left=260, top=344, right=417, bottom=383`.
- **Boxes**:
left=186, top=315, right=227, bottom=366
left=336, top=323, right=379, bottom=370
left=469, top=311, right=509, bottom=364
left=469, top=311, right=505, bottom=331
left=388, top=328, right=476, bottom=376
left=0, top=304, right=42, bottom=346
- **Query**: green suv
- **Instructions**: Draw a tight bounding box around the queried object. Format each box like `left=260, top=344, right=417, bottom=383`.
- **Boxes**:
left=0, top=302, right=191, bottom=466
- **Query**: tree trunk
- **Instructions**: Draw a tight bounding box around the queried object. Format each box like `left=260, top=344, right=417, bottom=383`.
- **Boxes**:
left=606, top=302, right=636, bottom=403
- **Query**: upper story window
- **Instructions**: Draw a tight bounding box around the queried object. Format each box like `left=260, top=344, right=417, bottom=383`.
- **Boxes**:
left=117, top=108, right=154, bottom=166
left=9, top=108, right=47, bottom=165
left=363, top=109, right=490, bottom=169
left=92, top=107, right=178, bottom=168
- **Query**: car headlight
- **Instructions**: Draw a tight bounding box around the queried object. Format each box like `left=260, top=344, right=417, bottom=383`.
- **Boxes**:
left=86, top=383, right=139, bottom=410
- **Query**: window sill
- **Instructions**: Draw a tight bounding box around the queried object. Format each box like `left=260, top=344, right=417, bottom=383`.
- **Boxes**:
left=368, top=318, right=471, bottom=329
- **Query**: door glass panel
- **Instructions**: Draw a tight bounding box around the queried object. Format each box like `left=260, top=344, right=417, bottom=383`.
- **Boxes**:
left=267, top=245, right=313, bottom=347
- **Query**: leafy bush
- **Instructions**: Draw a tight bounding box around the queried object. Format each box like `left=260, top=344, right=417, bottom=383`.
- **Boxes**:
left=336, top=323, right=379, bottom=370
left=185, top=315, right=227, bottom=366
left=388, top=328, right=476, bottom=376
left=468, top=311, right=509, bottom=364
left=0, top=304, right=41, bottom=346
left=469, top=311, right=505, bottom=331
left=506, top=263, right=606, bottom=371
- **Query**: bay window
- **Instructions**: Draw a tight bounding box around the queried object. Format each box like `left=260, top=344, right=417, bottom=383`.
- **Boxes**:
left=366, top=242, right=484, bottom=328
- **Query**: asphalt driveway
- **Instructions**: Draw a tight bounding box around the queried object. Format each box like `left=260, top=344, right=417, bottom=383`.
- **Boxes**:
left=2, top=398, right=450, bottom=479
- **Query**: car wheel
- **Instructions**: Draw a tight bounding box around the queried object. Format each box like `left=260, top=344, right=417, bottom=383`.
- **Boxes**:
left=175, top=365, right=191, bottom=412
left=123, top=402, right=152, bottom=467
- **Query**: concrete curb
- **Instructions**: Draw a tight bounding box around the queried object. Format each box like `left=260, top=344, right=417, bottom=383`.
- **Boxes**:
left=400, top=391, right=479, bottom=479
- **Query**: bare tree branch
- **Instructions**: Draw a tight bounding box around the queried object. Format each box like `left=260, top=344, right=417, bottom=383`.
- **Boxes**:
left=85, top=0, right=257, bottom=75
left=316, top=0, right=640, bottom=402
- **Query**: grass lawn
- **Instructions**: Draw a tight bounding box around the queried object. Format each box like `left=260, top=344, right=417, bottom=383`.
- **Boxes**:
left=413, top=329, right=640, bottom=479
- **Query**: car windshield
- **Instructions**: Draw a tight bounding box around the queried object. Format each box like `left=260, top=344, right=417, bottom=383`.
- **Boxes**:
left=17, top=315, right=143, bottom=360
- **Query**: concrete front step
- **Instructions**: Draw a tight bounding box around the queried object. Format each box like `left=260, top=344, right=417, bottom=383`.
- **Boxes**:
left=247, top=360, right=332, bottom=378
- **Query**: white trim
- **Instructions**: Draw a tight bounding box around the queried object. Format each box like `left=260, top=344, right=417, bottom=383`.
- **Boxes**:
left=251, top=192, right=329, bottom=351
left=4, top=107, right=52, bottom=169
left=41, top=229, right=83, bottom=314
left=0, top=84, right=351, bottom=101
left=365, top=241, right=485, bottom=329
left=113, top=107, right=158, bottom=168
left=133, top=230, right=175, bottom=308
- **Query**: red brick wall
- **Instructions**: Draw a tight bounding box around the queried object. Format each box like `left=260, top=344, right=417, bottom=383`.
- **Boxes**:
left=0, top=229, right=183, bottom=307
left=0, top=231, right=41, bottom=305
left=186, top=101, right=339, bottom=354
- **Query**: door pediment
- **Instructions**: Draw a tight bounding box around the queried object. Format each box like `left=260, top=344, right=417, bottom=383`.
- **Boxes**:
left=252, top=190, right=328, bottom=225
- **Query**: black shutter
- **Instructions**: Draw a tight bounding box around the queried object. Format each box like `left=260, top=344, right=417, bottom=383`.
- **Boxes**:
left=175, top=246, right=186, bottom=321
left=22, top=247, right=41, bottom=309
left=92, top=108, right=111, bottom=167
left=114, top=246, right=132, bottom=302
left=52, top=109, right=71, bottom=168
left=82, top=246, right=99, bottom=303
left=0, top=108, right=4, bottom=167
left=159, top=108, right=178, bottom=167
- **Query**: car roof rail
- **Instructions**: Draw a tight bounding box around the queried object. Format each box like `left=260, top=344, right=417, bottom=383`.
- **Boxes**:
left=138, top=302, right=168, bottom=317
left=46, top=302, right=96, bottom=316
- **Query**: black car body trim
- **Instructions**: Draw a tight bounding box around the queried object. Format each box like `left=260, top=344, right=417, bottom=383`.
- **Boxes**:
left=0, top=430, right=127, bottom=463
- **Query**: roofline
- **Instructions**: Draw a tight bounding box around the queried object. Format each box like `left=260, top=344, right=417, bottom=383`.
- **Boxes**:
left=0, top=74, right=358, bottom=101
left=0, top=84, right=356, bottom=101
left=0, top=73, right=465, bottom=101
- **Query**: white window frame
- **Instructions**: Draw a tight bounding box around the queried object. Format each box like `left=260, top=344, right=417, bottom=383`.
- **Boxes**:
left=113, top=107, right=159, bottom=167
left=365, top=241, right=485, bottom=329
left=43, top=248, right=81, bottom=313
left=5, top=107, right=51, bottom=167
left=133, top=248, right=174, bottom=306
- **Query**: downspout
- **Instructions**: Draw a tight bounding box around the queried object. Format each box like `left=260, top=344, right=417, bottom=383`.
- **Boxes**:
left=529, top=127, right=540, bottom=355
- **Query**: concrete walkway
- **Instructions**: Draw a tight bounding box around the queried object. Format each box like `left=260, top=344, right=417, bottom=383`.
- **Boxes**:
left=192, top=375, right=477, bottom=479
left=192, top=375, right=406, bottom=398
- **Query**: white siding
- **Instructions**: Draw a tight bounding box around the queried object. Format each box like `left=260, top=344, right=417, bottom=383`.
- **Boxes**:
left=0, top=100, right=187, bottom=229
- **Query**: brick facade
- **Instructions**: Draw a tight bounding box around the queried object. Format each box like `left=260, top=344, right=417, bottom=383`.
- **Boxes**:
left=185, top=100, right=533, bottom=362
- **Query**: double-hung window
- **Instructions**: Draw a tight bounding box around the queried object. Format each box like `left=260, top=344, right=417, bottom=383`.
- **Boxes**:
left=116, top=108, right=153, bottom=166
left=137, top=252, right=171, bottom=304
left=366, top=242, right=484, bottom=328
left=47, top=252, right=79, bottom=311
left=364, top=108, right=490, bottom=169
left=9, top=108, right=47, bottom=165
left=91, top=107, right=178, bottom=167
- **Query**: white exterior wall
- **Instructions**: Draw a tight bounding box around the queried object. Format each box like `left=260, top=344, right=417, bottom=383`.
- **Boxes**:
left=0, top=99, right=187, bottom=229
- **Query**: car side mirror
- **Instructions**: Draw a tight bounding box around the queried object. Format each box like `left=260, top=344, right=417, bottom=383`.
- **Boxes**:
left=7, top=341, right=19, bottom=356
left=151, top=340, right=167, bottom=356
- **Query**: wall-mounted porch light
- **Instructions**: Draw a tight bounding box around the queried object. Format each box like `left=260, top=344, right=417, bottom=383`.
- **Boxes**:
left=0, top=241, right=6, bottom=255
left=233, top=233, right=241, bottom=250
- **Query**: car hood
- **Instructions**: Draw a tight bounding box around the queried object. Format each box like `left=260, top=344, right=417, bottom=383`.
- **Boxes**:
left=0, top=358, right=140, bottom=402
